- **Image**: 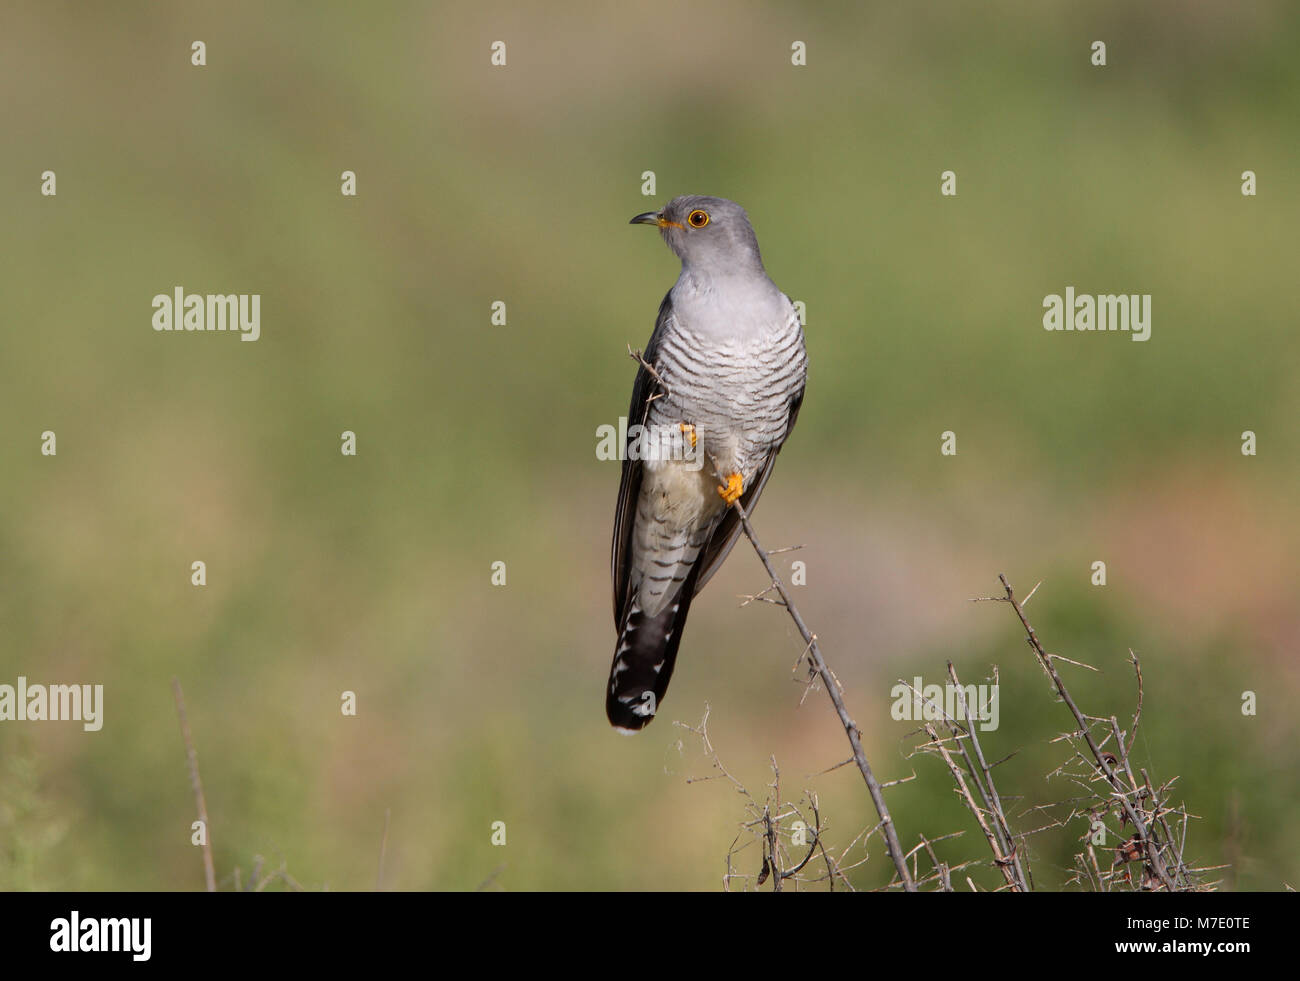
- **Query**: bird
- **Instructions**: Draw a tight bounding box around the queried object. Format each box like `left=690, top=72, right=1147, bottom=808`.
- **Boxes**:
left=607, top=195, right=807, bottom=732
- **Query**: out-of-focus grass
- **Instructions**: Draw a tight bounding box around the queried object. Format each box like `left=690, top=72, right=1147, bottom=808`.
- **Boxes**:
left=1, top=1, right=1297, bottom=890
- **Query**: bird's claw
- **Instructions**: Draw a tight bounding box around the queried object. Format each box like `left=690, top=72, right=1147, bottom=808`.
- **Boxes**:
left=718, top=472, right=744, bottom=505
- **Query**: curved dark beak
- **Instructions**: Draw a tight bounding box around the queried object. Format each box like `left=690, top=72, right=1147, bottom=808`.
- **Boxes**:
left=629, top=211, right=661, bottom=226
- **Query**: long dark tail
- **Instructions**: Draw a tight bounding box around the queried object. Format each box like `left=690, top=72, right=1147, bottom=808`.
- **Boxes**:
left=605, top=561, right=701, bottom=732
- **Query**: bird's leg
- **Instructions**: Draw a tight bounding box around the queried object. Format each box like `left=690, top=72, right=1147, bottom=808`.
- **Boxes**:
left=717, top=472, right=744, bottom=505
left=678, top=422, right=698, bottom=449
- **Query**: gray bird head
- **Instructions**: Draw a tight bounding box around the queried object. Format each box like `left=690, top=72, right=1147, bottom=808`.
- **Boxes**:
left=630, top=195, right=766, bottom=276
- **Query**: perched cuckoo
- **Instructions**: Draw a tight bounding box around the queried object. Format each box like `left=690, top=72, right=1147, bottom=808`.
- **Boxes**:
left=607, top=195, right=808, bottom=732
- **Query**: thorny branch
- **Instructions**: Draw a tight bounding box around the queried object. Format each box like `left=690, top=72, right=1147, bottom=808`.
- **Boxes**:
left=677, top=706, right=853, bottom=891
left=903, top=671, right=1029, bottom=892
left=712, top=459, right=916, bottom=892
left=973, top=575, right=1202, bottom=891
left=172, top=677, right=216, bottom=893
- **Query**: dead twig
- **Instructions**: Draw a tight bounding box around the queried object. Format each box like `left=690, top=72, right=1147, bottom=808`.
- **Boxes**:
left=171, top=678, right=216, bottom=893
left=986, top=575, right=1178, bottom=891
left=377, top=807, right=391, bottom=891
left=713, top=458, right=916, bottom=892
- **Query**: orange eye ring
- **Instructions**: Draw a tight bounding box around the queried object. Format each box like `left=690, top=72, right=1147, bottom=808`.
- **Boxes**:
left=687, top=209, right=710, bottom=228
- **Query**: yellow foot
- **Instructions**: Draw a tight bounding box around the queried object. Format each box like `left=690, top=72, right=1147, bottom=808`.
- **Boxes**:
left=717, top=472, right=744, bottom=505
left=678, top=423, right=697, bottom=449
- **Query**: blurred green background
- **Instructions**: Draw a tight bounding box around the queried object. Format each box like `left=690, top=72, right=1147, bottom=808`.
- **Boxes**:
left=2, top=0, right=1296, bottom=891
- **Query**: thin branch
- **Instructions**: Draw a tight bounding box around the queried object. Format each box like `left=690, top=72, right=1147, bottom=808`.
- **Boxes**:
left=991, top=575, right=1177, bottom=891
left=171, top=678, right=216, bottom=893
left=627, top=346, right=669, bottom=401
left=474, top=863, right=507, bottom=892
left=377, top=808, right=391, bottom=891
left=946, top=662, right=1030, bottom=891
left=715, top=460, right=916, bottom=892
left=1125, top=650, right=1144, bottom=761
left=920, top=718, right=1018, bottom=890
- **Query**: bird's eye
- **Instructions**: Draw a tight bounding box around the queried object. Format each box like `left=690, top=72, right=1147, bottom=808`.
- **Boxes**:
left=688, top=209, right=710, bottom=228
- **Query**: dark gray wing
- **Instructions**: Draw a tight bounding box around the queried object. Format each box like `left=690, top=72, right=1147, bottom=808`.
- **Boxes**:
left=611, top=292, right=673, bottom=625
left=692, top=384, right=803, bottom=595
